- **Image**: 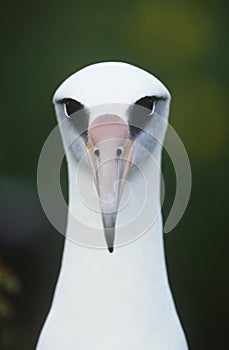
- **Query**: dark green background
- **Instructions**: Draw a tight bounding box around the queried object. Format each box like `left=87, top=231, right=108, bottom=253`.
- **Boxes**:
left=1, top=0, right=228, bottom=348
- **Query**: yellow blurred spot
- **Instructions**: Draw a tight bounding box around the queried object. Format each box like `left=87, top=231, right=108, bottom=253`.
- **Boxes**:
left=123, top=1, right=216, bottom=66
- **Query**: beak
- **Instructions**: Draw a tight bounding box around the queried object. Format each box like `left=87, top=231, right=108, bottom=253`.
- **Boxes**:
left=86, top=115, right=133, bottom=253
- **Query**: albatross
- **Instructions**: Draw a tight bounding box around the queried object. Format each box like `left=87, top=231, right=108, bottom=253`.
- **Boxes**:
left=36, top=62, right=189, bottom=349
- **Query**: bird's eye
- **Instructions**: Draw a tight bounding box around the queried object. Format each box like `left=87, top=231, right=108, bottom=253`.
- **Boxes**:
left=63, top=98, right=84, bottom=117
left=135, top=96, right=156, bottom=114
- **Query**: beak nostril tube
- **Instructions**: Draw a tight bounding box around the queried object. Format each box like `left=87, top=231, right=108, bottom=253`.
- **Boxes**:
left=116, top=148, right=123, bottom=157
left=94, top=149, right=100, bottom=157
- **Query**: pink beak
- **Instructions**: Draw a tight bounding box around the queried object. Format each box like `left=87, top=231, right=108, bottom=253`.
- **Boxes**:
left=86, top=115, right=133, bottom=252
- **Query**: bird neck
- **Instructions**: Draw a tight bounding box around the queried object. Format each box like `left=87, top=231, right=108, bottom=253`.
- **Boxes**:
left=52, top=146, right=177, bottom=334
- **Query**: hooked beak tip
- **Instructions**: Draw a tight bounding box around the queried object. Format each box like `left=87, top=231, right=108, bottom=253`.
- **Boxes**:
left=108, top=246, right=114, bottom=253
left=102, top=213, right=116, bottom=253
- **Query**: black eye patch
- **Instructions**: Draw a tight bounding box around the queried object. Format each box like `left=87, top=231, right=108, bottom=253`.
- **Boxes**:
left=58, top=98, right=89, bottom=141
left=135, top=96, right=156, bottom=111
left=128, top=96, right=155, bottom=140
left=62, top=98, right=84, bottom=117
left=128, top=95, right=164, bottom=140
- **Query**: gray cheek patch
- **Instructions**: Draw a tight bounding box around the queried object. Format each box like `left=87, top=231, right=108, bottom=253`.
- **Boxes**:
left=69, top=137, right=88, bottom=165
left=69, top=109, right=89, bottom=142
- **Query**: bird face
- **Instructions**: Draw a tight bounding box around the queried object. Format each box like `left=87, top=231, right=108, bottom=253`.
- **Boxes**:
left=53, top=62, right=171, bottom=252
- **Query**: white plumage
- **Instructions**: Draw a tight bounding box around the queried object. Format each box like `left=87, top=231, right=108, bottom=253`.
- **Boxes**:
left=36, top=62, right=188, bottom=349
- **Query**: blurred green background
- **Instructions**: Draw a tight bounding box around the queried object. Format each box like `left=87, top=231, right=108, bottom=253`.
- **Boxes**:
left=1, top=0, right=228, bottom=348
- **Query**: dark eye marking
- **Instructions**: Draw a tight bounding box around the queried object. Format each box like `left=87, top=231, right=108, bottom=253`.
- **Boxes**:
left=128, top=95, right=164, bottom=141
left=135, top=96, right=156, bottom=112
left=57, top=98, right=88, bottom=141
left=62, top=98, right=84, bottom=117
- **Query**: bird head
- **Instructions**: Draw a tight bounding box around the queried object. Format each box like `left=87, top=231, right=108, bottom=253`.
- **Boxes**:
left=53, top=62, right=171, bottom=252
